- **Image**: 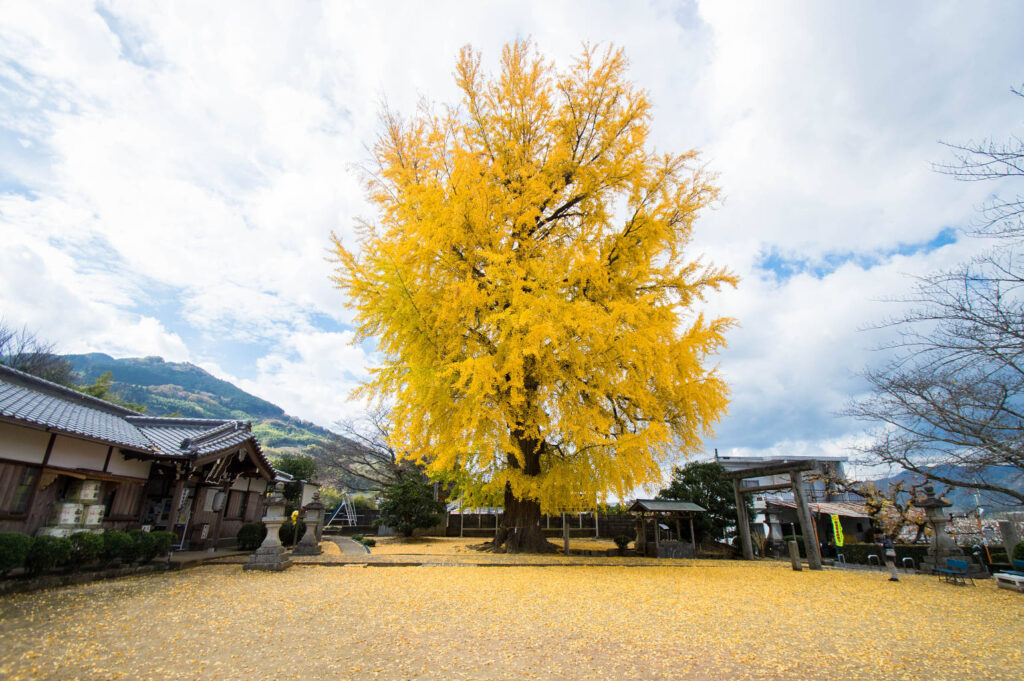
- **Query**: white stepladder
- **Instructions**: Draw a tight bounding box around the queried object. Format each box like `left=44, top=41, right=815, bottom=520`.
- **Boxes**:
left=323, top=492, right=358, bottom=530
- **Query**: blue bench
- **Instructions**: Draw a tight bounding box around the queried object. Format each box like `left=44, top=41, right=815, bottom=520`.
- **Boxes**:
left=1000, top=558, right=1024, bottom=578
left=932, top=557, right=974, bottom=586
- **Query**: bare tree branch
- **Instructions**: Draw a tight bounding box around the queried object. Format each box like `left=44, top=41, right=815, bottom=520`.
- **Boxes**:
left=850, top=85, right=1024, bottom=507
left=0, top=319, right=75, bottom=385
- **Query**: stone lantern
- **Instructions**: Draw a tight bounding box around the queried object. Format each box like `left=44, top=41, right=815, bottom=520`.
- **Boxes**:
left=244, top=482, right=293, bottom=571
left=917, top=484, right=963, bottom=572
left=293, top=491, right=324, bottom=556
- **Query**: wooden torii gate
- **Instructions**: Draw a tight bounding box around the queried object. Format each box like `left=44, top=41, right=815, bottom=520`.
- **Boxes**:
left=723, top=460, right=823, bottom=570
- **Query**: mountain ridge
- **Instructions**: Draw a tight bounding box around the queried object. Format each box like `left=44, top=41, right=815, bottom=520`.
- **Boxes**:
left=65, top=353, right=333, bottom=454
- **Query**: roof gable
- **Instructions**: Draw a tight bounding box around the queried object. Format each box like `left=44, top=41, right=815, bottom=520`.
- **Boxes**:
left=0, top=365, right=272, bottom=475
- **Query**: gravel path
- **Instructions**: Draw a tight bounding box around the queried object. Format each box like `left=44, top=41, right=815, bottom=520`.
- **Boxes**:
left=324, top=535, right=371, bottom=556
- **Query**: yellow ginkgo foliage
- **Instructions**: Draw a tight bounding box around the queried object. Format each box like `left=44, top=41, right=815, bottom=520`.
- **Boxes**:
left=332, top=41, right=736, bottom=552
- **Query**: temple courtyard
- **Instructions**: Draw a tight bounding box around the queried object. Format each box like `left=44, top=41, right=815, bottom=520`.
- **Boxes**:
left=0, top=540, right=1021, bottom=680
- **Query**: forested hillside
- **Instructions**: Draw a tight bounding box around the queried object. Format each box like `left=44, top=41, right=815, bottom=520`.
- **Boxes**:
left=65, top=354, right=332, bottom=452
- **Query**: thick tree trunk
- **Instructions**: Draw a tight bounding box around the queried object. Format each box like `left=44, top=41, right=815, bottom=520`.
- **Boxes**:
left=490, top=429, right=557, bottom=553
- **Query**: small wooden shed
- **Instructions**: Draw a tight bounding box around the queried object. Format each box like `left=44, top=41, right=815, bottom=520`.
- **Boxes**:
left=629, top=499, right=706, bottom=557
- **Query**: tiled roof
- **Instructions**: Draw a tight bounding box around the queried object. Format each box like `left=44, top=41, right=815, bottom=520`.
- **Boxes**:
left=767, top=500, right=870, bottom=518
left=0, top=365, right=271, bottom=472
left=0, top=364, right=153, bottom=451
left=630, top=499, right=707, bottom=513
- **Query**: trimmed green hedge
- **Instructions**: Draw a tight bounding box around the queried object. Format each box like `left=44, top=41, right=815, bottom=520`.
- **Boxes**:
left=25, top=536, right=72, bottom=574
left=237, top=523, right=267, bottom=551
left=0, top=529, right=178, bottom=575
left=70, top=532, right=104, bottom=567
left=838, top=543, right=930, bottom=566
left=0, top=533, right=34, bottom=574
left=101, top=530, right=133, bottom=566
left=278, top=518, right=306, bottom=545
left=1014, top=541, right=1024, bottom=562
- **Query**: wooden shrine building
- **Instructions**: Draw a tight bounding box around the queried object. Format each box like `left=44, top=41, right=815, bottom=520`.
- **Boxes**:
left=0, top=364, right=276, bottom=549
left=630, top=499, right=706, bottom=558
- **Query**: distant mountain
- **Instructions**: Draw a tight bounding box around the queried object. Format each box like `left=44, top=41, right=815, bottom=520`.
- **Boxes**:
left=65, top=353, right=334, bottom=454
left=872, top=465, right=1024, bottom=512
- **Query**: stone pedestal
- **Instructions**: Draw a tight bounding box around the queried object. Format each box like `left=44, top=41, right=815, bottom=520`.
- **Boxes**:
left=917, top=485, right=963, bottom=572
left=245, top=483, right=293, bottom=571
left=293, top=491, right=323, bottom=556
left=998, top=519, right=1021, bottom=560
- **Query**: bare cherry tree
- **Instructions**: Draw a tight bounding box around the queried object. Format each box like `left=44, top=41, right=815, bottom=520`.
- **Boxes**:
left=848, top=84, right=1024, bottom=506
left=0, top=319, right=75, bottom=385
left=316, top=407, right=402, bottom=490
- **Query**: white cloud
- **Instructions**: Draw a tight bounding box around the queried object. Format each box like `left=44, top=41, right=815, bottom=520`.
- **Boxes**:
left=1, top=1, right=1021, bottom=475
left=231, top=330, right=376, bottom=428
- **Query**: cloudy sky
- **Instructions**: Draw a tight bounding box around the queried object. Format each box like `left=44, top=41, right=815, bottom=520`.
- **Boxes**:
left=1, top=1, right=1022, bottom=475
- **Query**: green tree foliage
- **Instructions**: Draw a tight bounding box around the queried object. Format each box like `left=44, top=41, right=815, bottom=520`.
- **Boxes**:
left=377, top=470, right=445, bottom=537
left=657, top=461, right=751, bottom=543
left=77, top=371, right=147, bottom=412
left=272, top=454, right=319, bottom=508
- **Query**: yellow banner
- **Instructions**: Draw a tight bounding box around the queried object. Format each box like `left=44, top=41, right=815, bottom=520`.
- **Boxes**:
left=830, top=514, right=844, bottom=547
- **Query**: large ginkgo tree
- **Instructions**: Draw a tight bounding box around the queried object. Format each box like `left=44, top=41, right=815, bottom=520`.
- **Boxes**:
left=332, top=41, right=736, bottom=552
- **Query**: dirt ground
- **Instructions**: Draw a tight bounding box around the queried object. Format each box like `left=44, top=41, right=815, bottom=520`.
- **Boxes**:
left=0, top=553, right=1021, bottom=681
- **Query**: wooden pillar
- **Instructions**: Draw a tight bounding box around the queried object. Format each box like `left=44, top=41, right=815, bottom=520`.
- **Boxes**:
left=732, top=479, right=755, bottom=560
left=790, top=472, right=822, bottom=570
left=169, top=477, right=186, bottom=546
left=562, top=513, right=570, bottom=555
left=675, top=517, right=682, bottom=541
left=689, top=513, right=698, bottom=557
left=635, top=513, right=646, bottom=555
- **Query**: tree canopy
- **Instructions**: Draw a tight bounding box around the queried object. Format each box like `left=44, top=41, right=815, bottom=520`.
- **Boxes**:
left=332, top=41, right=735, bottom=551
left=376, top=470, right=445, bottom=538
left=657, top=461, right=749, bottom=543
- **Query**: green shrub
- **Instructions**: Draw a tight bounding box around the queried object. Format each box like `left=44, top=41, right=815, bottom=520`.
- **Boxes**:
left=613, top=535, right=632, bottom=550
left=25, top=536, right=72, bottom=574
left=278, top=518, right=306, bottom=545
left=237, top=523, right=267, bottom=551
left=351, top=534, right=364, bottom=542
left=376, top=472, right=444, bottom=537
left=0, top=532, right=33, bottom=574
left=101, top=530, right=134, bottom=565
left=149, top=531, right=175, bottom=558
left=836, top=542, right=930, bottom=567
left=69, top=532, right=104, bottom=567
left=1013, top=541, right=1024, bottom=562
left=352, top=494, right=378, bottom=510
left=361, top=537, right=376, bottom=547
left=128, top=530, right=159, bottom=563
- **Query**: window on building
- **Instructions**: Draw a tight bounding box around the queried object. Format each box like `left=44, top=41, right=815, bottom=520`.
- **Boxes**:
left=0, top=463, right=39, bottom=515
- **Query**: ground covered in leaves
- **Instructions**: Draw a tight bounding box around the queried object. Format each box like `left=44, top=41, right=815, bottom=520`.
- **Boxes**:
left=1, top=556, right=1021, bottom=680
